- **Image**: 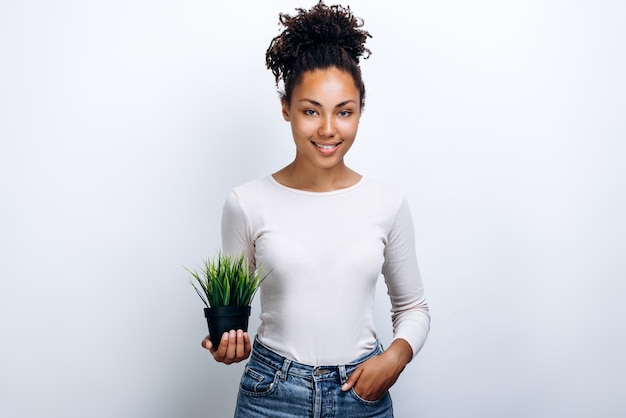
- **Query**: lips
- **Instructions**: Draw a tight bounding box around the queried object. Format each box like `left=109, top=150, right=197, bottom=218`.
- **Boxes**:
left=312, top=141, right=340, bottom=150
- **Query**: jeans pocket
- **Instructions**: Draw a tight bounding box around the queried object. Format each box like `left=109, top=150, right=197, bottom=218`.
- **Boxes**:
left=239, top=363, right=278, bottom=397
left=349, top=388, right=389, bottom=405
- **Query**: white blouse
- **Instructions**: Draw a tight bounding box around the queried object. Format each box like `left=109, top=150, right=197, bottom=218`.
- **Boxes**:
left=221, top=175, right=430, bottom=365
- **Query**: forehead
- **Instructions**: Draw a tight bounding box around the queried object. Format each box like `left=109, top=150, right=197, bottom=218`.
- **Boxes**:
left=293, top=67, right=359, bottom=101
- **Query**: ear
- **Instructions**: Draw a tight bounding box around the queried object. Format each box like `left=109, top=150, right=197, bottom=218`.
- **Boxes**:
left=281, top=99, right=290, bottom=122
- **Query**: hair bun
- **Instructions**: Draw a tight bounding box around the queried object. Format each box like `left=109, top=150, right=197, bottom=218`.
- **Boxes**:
left=280, top=2, right=371, bottom=62
left=266, top=2, right=371, bottom=85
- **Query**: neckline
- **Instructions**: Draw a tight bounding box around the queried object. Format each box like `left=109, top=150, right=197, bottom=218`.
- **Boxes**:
left=268, top=175, right=365, bottom=196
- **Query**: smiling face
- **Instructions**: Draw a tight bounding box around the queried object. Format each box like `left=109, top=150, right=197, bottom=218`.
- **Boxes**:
left=281, top=67, right=361, bottom=174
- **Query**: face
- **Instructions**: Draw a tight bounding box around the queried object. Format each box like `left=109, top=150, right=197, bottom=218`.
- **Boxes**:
left=282, top=67, right=361, bottom=172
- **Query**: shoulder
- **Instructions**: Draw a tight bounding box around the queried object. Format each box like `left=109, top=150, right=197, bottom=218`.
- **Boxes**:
left=224, top=176, right=277, bottom=215
left=227, top=176, right=275, bottom=203
left=231, top=176, right=272, bottom=196
left=360, top=177, right=407, bottom=208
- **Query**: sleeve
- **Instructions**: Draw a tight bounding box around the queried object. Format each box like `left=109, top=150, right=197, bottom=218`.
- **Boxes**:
left=221, top=190, right=256, bottom=271
left=382, top=198, right=430, bottom=359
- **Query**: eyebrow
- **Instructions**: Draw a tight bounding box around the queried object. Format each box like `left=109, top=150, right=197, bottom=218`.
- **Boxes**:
left=299, top=99, right=357, bottom=108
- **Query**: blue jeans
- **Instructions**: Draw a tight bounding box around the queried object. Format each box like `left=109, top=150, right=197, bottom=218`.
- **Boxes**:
left=234, top=338, right=393, bottom=418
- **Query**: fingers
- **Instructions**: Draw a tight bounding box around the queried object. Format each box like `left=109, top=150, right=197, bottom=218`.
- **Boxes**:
left=344, top=354, right=401, bottom=401
left=232, top=329, right=252, bottom=360
left=341, top=366, right=362, bottom=391
left=203, top=330, right=251, bottom=364
left=201, top=335, right=212, bottom=351
left=342, top=364, right=380, bottom=400
left=213, top=331, right=233, bottom=362
left=225, top=330, right=238, bottom=361
left=243, top=331, right=252, bottom=357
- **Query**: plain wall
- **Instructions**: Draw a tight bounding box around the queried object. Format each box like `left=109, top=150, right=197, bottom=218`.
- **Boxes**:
left=1, top=1, right=624, bottom=417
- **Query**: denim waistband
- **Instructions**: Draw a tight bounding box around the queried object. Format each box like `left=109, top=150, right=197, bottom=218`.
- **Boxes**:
left=249, top=337, right=383, bottom=382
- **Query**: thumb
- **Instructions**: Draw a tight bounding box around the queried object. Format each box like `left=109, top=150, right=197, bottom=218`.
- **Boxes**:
left=202, top=337, right=213, bottom=351
left=341, top=367, right=363, bottom=392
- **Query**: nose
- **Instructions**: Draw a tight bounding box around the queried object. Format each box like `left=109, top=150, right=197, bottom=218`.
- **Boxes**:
left=317, top=115, right=336, bottom=137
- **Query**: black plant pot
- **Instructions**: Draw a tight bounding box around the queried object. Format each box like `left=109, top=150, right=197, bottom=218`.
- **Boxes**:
left=204, top=305, right=251, bottom=349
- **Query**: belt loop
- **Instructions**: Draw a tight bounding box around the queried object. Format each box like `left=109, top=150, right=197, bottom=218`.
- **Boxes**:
left=338, top=364, right=347, bottom=384
left=279, top=359, right=291, bottom=382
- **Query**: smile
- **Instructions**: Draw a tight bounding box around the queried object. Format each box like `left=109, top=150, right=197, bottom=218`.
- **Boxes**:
left=312, top=142, right=340, bottom=150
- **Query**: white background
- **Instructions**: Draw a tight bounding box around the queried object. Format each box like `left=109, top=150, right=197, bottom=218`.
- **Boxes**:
left=1, top=1, right=625, bottom=417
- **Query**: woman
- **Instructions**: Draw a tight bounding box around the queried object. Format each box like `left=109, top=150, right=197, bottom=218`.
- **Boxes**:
left=202, top=2, right=430, bottom=417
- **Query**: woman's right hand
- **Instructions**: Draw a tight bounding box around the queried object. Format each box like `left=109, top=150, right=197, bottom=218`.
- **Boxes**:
left=201, top=329, right=252, bottom=364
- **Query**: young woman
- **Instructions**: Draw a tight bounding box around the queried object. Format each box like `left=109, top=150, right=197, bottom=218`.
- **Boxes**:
left=202, top=2, right=430, bottom=417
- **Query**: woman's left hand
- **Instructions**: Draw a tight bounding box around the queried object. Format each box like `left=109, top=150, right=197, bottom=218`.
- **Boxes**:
left=341, top=338, right=413, bottom=401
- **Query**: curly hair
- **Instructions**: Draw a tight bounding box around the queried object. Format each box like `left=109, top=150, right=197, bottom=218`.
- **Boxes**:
left=265, top=1, right=372, bottom=107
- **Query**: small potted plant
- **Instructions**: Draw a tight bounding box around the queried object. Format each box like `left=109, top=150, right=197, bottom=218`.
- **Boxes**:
left=186, top=252, right=266, bottom=349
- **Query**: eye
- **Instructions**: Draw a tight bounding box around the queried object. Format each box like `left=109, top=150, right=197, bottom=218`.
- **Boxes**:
left=338, top=110, right=352, bottom=117
left=304, top=109, right=318, bottom=116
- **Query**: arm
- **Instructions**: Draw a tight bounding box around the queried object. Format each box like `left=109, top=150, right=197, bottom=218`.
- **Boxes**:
left=382, top=198, right=430, bottom=358
left=200, top=190, right=256, bottom=364
left=343, top=198, right=430, bottom=399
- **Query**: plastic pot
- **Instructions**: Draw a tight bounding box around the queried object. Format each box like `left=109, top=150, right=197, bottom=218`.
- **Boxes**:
left=204, top=305, right=251, bottom=349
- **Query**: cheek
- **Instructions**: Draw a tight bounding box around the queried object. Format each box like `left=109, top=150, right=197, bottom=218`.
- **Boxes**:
left=291, top=118, right=316, bottom=137
left=338, top=120, right=359, bottom=139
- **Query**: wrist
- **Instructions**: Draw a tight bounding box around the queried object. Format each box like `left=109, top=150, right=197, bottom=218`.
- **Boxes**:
left=385, top=338, right=413, bottom=370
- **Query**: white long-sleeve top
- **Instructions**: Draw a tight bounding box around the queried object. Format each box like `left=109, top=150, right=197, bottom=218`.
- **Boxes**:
left=221, top=175, right=430, bottom=365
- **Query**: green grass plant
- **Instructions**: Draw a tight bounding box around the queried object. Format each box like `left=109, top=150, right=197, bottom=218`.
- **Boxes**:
left=186, top=252, right=266, bottom=308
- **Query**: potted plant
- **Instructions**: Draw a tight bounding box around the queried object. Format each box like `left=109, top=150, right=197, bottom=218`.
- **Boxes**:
left=186, top=252, right=266, bottom=349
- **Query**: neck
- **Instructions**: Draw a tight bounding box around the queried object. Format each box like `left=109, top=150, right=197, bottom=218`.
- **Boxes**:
left=273, top=162, right=361, bottom=192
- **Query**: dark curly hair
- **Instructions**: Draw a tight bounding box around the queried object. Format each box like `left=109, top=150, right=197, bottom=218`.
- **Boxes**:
left=265, top=1, right=372, bottom=107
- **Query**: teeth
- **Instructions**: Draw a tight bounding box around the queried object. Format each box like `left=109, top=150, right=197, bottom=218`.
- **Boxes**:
left=315, top=143, right=337, bottom=150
